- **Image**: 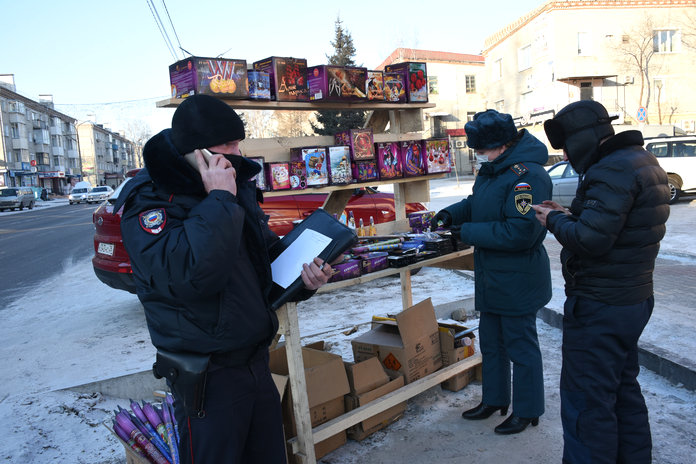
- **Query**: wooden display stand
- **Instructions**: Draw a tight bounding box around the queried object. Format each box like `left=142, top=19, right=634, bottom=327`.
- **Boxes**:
left=157, top=98, right=481, bottom=464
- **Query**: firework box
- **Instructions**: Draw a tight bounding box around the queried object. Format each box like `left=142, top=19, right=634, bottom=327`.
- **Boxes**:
left=248, top=156, right=267, bottom=191
left=343, top=357, right=407, bottom=441
left=269, top=346, right=350, bottom=460
left=438, top=321, right=477, bottom=391
left=400, top=140, right=426, bottom=177
left=252, top=56, right=309, bottom=102
left=423, top=139, right=452, bottom=174
left=366, top=70, right=385, bottom=101
left=335, top=128, right=375, bottom=161
left=308, top=65, right=367, bottom=101
left=384, top=62, right=428, bottom=103
left=328, top=258, right=362, bottom=282
left=291, top=147, right=329, bottom=187
left=169, top=56, right=249, bottom=99
left=352, top=160, right=379, bottom=183
left=359, top=251, right=389, bottom=274
left=288, top=161, right=307, bottom=190
left=383, top=72, right=407, bottom=103
left=265, top=162, right=291, bottom=190
left=351, top=298, right=442, bottom=384
left=247, top=70, right=271, bottom=100
left=327, top=146, right=353, bottom=185
left=376, top=142, right=403, bottom=180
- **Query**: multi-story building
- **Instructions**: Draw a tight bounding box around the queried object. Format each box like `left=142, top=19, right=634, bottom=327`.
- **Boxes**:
left=378, top=48, right=487, bottom=175
left=482, top=0, right=696, bottom=146
left=76, top=122, right=136, bottom=188
left=1, top=83, right=81, bottom=193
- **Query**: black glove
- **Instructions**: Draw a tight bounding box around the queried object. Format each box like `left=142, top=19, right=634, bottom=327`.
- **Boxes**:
left=431, top=210, right=452, bottom=230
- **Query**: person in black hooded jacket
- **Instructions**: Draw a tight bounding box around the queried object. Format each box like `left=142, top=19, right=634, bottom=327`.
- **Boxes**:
left=532, top=100, right=670, bottom=464
left=116, top=94, right=332, bottom=464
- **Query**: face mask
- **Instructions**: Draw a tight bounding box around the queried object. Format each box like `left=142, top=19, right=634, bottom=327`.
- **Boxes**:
left=475, top=154, right=489, bottom=163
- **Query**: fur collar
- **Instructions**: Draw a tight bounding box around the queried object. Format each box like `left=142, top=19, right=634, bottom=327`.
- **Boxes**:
left=598, top=130, right=644, bottom=158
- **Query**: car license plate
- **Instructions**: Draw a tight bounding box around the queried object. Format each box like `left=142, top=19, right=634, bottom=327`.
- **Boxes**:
left=98, top=242, right=114, bottom=256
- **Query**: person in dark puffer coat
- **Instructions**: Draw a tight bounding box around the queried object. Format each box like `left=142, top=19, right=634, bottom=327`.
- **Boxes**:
left=533, top=100, right=670, bottom=464
left=116, top=94, right=332, bottom=464
left=432, top=109, right=552, bottom=435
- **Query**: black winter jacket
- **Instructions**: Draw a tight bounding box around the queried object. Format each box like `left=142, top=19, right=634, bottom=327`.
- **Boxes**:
left=116, top=129, right=280, bottom=358
left=547, top=130, right=670, bottom=305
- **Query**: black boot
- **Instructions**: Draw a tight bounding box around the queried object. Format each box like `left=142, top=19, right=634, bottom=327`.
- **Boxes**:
left=461, top=402, right=509, bottom=420
left=494, top=415, right=539, bottom=434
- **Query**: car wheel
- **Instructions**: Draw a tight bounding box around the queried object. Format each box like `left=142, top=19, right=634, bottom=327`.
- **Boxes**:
left=667, top=176, right=681, bottom=204
left=29, top=201, right=34, bottom=210
left=19, top=204, right=24, bottom=211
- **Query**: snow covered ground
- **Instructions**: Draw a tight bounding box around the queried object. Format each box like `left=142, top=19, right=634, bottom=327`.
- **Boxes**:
left=1, top=178, right=695, bottom=463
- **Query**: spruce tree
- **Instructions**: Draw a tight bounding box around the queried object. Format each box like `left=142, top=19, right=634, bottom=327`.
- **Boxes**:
left=311, top=17, right=366, bottom=136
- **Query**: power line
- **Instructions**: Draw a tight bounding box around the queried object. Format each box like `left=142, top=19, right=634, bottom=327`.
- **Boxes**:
left=161, top=0, right=184, bottom=58
left=146, top=0, right=178, bottom=61
left=54, top=95, right=170, bottom=106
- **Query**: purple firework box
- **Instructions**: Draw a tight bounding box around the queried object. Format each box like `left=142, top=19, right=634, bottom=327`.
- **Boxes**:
left=400, top=140, right=426, bottom=177
left=169, top=57, right=249, bottom=99
left=265, top=162, right=291, bottom=190
left=359, top=252, right=389, bottom=274
left=366, top=70, right=385, bottom=101
left=252, top=56, right=309, bottom=102
left=291, top=147, right=328, bottom=187
left=408, top=210, right=436, bottom=233
left=384, top=62, right=428, bottom=103
left=248, top=156, right=267, bottom=191
left=335, top=128, right=375, bottom=161
left=376, top=142, right=403, bottom=180
left=247, top=70, right=271, bottom=100
left=383, top=72, right=407, bottom=103
left=328, top=259, right=362, bottom=282
left=308, top=65, right=367, bottom=101
left=288, top=161, right=307, bottom=190
left=352, top=160, right=379, bottom=183
left=423, top=139, right=452, bottom=174
left=327, top=146, right=353, bottom=185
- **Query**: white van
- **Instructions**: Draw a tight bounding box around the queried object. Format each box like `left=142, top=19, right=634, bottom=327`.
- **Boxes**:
left=69, top=181, right=92, bottom=205
left=644, top=136, right=696, bottom=203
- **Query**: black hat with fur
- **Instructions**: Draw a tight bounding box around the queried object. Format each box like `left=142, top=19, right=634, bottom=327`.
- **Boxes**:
left=465, top=109, right=518, bottom=150
left=171, top=94, right=245, bottom=154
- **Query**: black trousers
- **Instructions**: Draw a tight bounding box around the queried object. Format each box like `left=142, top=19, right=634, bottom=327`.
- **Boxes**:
left=173, top=351, right=287, bottom=464
left=561, top=295, right=653, bottom=464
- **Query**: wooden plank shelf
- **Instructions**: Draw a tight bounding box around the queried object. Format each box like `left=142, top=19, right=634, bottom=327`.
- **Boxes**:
left=262, top=173, right=445, bottom=197
left=156, top=98, right=436, bottom=111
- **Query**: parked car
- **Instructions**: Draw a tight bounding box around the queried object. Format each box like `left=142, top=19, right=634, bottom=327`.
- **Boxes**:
left=0, top=187, right=36, bottom=211
left=92, top=170, right=427, bottom=293
left=86, top=185, right=114, bottom=204
left=644, top=135, right=696, bottom=203
left=546, top=161, right=578, bottom=208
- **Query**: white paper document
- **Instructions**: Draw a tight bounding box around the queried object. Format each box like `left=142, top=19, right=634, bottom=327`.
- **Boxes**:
left=271, top=228, right=332, bottom=288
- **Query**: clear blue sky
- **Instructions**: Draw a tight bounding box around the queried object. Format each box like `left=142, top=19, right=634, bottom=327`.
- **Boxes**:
left=1, top=0, right=544, bottom=133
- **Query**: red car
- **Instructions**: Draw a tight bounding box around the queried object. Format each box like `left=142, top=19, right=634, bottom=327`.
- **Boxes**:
left=92, top=172, right=426, bottom=293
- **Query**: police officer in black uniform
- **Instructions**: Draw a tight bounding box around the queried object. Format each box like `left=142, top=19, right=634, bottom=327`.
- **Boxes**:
left=116, top=95, right=332, bottom=463
left=533, top=100, right=670, bottom=463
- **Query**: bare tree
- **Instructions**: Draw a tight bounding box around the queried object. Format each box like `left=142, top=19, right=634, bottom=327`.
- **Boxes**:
left=125, top=120, right=152, bottom=168
left=241, top=110, right=276, bottom=139
left=615, top=14, right=664, bottom=124
left=677, top=8, right=696, bottom=52
left=275, top=111, right=312, bottom=138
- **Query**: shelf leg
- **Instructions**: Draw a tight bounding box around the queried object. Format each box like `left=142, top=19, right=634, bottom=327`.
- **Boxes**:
left=399, top=268, right=413, bottom=310
left=276, top=302, right=317, bottom=464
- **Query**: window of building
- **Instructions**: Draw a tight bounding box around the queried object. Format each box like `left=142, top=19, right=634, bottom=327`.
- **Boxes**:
left=465, top=75, right=476, bottom=93
left=467, top=112, right=476, bottom=122
left=580, top=82, right=593, bottom=100
left=518, top=44, right=531, bottom=70
left=10, top=123, right=20, bottom=138
left=11, top=150, right=21, bottom=163
left=653, top=29, right=679, bottom=52
left=494, top=59, right=502, bottom=81
left=36, top=153, right=49, bottom=165
left=51, top=135, right=61, bottom=147
left=428, top=76, right=439, bottom=95
left=53, top=156, right=61, bottom=166
left=495, top=100, right=505, bottom=112
left=578, top=32, right=592, bottom=55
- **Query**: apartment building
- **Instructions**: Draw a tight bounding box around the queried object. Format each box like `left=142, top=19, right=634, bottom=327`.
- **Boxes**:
left=0, top=85, right=81, bottom=193
left=482, top=0, right=696, bottom=145
left=378, top=48, right=487, bottom=175
left=76, top=122, right=136, bottom=188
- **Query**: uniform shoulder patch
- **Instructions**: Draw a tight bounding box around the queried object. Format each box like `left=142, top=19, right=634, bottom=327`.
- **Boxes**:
left=514, top=182, right=532, bottom=191
left=510, top=163, right=529, bottom=176
left=139, top=209, right=167, bottom=235
left=515, top=193, right=533, bottom=215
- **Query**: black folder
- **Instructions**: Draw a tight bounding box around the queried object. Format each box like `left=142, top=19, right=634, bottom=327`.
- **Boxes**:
left=268, top=208, right=357, bottom=310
